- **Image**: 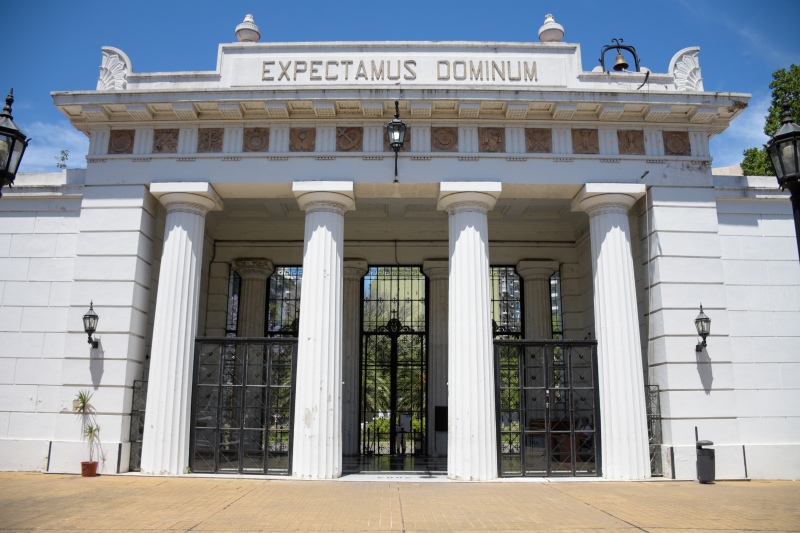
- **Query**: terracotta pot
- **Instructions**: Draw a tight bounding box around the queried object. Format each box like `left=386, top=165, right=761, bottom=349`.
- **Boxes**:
left=81, top=461, right=98, bottom=477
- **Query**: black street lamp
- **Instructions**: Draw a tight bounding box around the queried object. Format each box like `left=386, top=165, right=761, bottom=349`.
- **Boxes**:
left=83, top=302, right=100, bottom=348
left=386, top=100, right=407, bottom=183
left=765, top=101, right=800, bottom=260
left=0, top=89, right=30, bottom=198
left=694, top=304, right=711, bottom=352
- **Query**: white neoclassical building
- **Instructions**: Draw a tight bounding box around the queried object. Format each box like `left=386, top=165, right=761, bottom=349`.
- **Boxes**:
left=1, top=15, right=798, bottom=481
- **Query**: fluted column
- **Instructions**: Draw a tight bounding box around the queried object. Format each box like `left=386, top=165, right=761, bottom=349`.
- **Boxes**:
left=232, top=259, right=274, bottom=337
left=291, top=182, right=355, bottom=479
left=342, top=259, right=368, bottom=456
left=141, top=183, right=222, bottom=475
left=438, top=182, right=501, bottom=481
left=516, top=260, right=559, bottom=340
left=423, top=260, right=449, bottom=457
left=572, top=184, right=649, bottom=480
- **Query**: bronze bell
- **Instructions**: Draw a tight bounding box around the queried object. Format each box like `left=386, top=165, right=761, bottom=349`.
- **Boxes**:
left=613, top=51, right=629, bottom=71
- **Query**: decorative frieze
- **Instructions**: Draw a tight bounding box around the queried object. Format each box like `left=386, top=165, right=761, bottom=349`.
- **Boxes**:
left=617, top=130, right=645, bottom=155
left=197, top=128, right=224, bottom=153
left=478, top=127, right=505, bottom=153
left=108, top=130, right=135, bottom=154
left=153, top=129, right=179, bottom=154
left=431, top=127, right=458, bottom=152
left=336, top=127, right=363, bottom=152
left=290, top=128, right=316, bottom=152
left=243, top=128, right=270, bottom=152
left=663, top=131, right=691, bottom=156
left=525, top=128, right=552, bottom=153
left=572, top=129, right=599, bottom=154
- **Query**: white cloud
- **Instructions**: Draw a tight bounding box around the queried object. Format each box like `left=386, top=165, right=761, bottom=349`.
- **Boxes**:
left=710, top=91, right=771, bottom=168
left=18, top=120, right=89, bottom=173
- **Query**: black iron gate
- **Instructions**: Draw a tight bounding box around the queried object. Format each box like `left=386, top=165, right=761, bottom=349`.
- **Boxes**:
left=190, top=337, right=297, bottom=475
left=360, top=267, right=427, bottom=458
left=495, top=340, right=600, bottom=477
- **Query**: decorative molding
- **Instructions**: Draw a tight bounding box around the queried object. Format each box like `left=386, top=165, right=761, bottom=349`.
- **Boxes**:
left=431, top=127, right=458, bottom=152
left=617, top=130, right=645, bottom=155
left=478, top=127, right=505, bottom=153
left=243, top=128, right=270, bottom=152
left=411, top=156, right=432, bottom=161
left=362, top=156, right=384, bottom=160
left=600, top=158, right=621, bottom=164
left=410, top=102, right=432, bottom=118
left=177, top=157, right=196, bottom=162
left=572, top=129, right=599, bottom=155
left=506, top=157, right=527, bottom=162
left=554, top=157, right=574, bottom=163
left=290, top=128, right=316, bottom=152
left=153, top=129, right=179, bottom=154
left=663, top=131, right=691, bottom=156
left=222, top=157, right=241, bottom=162
left=458, top=156, right=479, bottom=161
left=315, top=156, right=336, bottom=161
left=268, top=156, right=289, bottom=161
left=505, top=103, right=529, bottom=119
left=670, top=46, right=704, bottom=92
left=525, top=128, right=552, bottom=153
left=97, top=47, right=130, bottom=91
left=108, top=130, right=135, bottom=154
left=197, top=128, right=224, bottom=153
left=336, top=127, right=363, bottom=152
left=132, top=158, right=151, bottom=163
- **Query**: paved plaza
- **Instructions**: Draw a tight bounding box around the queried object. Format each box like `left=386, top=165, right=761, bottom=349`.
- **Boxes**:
left=0, top=472, right=798, bottom=532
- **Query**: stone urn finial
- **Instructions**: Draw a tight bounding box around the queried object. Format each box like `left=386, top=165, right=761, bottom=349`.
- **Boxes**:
left=538, top=14, right=564, bottom=43
left=235, top=14, right=261, bottom=42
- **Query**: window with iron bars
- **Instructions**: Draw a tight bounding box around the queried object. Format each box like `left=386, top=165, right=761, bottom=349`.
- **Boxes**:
left=224, top=266, right=302, bottom=337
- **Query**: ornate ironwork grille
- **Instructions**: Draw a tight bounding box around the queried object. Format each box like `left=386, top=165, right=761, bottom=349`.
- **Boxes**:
left=360, top=267, right=427, bottom=456
left=266, top=266, right=302, bottom=337
left=646, top=384, right=664, bottom=476
left=225, top=269, right=241, bottom=337
left=495, top=340, right=600, bottom=477
left=190, top=338, right=297, bottom=475
left=491, top=266, right=523, bottom=339
left=128, top=379, right=147, bottom=471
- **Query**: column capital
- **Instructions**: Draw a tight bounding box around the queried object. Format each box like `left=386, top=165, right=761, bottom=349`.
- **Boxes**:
left=422, top=259, right=449, bottom=280
left=232, top=258, right=274, bottom=280
left=570, top=183, right=645, bottom=216
left=150, top=182, right=223, bottom=215
left=516, top=260, right=559, bottom=281
left=437, top=182, right=501, bottom=214
left=343, top=259, right=368, bottom=279
left=293, top=181, right=355, bottom=214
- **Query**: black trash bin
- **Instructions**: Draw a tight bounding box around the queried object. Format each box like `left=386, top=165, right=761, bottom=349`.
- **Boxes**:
left=696, top=439, right=715, bottom=483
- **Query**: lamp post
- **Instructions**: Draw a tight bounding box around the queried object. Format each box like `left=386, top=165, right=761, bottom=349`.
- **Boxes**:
left=386, top=101, right=407, bottom=182
left=765, top=101, right=800, bottom=260
left=0, top=89, right=30, bottom=198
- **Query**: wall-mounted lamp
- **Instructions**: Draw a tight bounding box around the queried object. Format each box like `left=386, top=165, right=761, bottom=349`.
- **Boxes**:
left=83, top=301, right=99, bottom=348
left=386, top=100, right=407, bottom=183
left=0, top=89, right=30, bottom=198
left=694, top=304, right=711, bottom=352
left=599, top=38, right=641, bottom=72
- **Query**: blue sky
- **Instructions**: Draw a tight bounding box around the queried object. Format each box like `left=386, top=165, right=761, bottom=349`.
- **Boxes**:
left=4, top=0, right=800, bottom=172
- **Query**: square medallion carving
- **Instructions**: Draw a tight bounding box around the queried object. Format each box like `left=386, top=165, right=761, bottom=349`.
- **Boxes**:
left=197, top=128, right=224, bottom=153
left=384, top=128, right=411, bottom=152
left=290, top=128, right=316, bottom=152
left=108, top=130, right=134, bottom=154
left=478, top=127, right=505, bottom=153
left=336, top=127, right=363, bottom=152
left=431, top=127, right=458, bottom=152
left=663, top=131, right=691, bottom=156
left=572, top=129, right=599, bottom=154
left=617, top=130, right=645, bottom=155
left=243, top=128, right=270, bottom=152
left=153, top=129, right=179, bottom=154
left=525, top=128, right=552, bottom=153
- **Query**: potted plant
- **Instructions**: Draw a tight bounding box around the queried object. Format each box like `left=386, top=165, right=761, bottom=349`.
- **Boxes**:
left=73, top=389, right=100, bottom=477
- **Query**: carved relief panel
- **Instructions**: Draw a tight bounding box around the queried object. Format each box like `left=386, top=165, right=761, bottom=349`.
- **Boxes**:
left=478, top=128, right=505, bottom=153
left=336, top=127, right=363, bottom=152
left=290, top=128, right=316, bottom=152
left=108, top=130, right=134, bottom=154
left=617, top=130, right=645, bottom=155
left=525, top=128, right=552, bottom=153
left=153, top=129, right=179, bottom=154
left=243, top=128, right=270, bottom=152
left=383, top=128, right=411, bottom=152
left=431, top=127, right=458, bottom=152
left=197, top=128, right=224, bottom=153
left=572, top=129, right=599, bottom=154
left=663, top=131, right=691, bottom=156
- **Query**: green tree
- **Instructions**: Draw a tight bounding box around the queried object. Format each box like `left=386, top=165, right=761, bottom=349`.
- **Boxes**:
left=741, top=64, right=800, bottom=176
left=54, top=149, right=69, bottom=169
